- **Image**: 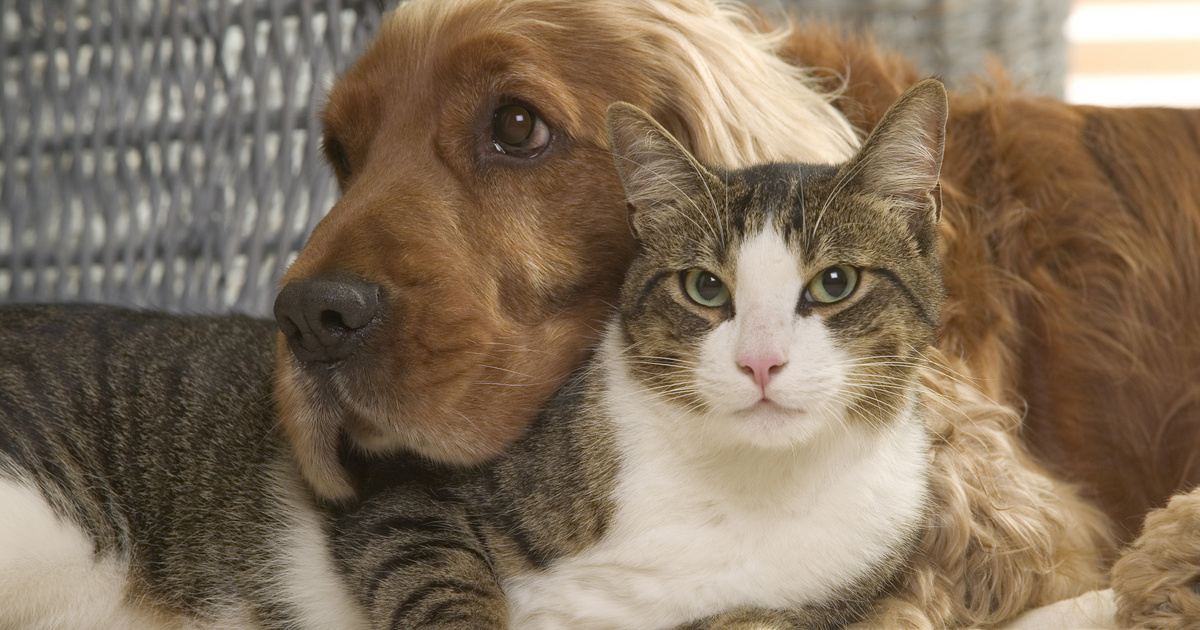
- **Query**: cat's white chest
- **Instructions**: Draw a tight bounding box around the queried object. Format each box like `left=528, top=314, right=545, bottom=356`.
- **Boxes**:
left=503, top=388, right=930, bottom=630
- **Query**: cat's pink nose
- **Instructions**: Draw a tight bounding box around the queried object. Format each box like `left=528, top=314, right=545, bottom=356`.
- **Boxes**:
left=738, top=354, right=786, bottom=392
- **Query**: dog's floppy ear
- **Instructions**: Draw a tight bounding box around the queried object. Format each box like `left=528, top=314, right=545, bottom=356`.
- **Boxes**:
left=838, top=78, right=947, bottom=233
left=606, top=102, right=715, bottom=239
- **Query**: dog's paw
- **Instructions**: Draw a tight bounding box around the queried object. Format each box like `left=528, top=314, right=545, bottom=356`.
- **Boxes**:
left=1112, top=487, right=1200, bottom=629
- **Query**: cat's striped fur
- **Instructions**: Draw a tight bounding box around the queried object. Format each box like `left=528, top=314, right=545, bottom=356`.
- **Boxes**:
left=0, top=80, right=945, bottom=629
left=0, top=306, right=364, bottom=629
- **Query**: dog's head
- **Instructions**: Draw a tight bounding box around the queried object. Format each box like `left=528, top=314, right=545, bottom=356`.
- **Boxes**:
left=273, top=0, right=859, bottom=500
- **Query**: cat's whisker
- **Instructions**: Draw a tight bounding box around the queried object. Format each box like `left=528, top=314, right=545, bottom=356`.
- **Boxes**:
left=622, top=351, right=702, bottom=364
left=840, top=383, right=921, bottom=400
left=483, top=341, right=564, bottom=354
left=915, top=352, right=1008, bottom=409
left=624, top=361, right=705, bottom=376
left=839, top=357, right=923, bottom=374
left=475, top=380, right=559, bottom=388
left=634, top=382, right=707, bottom=406
left=482, top=365, right=545, bottom=378
left=629, top=358, right=704, bottom=370
left=841, top=375, right=923, bottom=391
left=828, top=353, right=987, bottom=460
left=691, top=161, right=725, bottom=244
left=606, top=387, right=710, bottom=418
left=842, top=372, right=920, bottom=383
left=811, top=156, right=867, bottom=239
left=841, top=374, right=971, bottom=422
left=841, top=361, right=922, bottom=374
left=838, top=365, right=917, bottom=380
left=722, top=170, right=732, bottom=245
left=606, top=371, right=706, bottom=398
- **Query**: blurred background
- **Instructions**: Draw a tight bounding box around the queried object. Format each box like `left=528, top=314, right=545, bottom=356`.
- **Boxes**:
left=1065, top=0, right=1200, bottom=106
left=749, top=0, right=1200, bottom=106
left=2, top=0, right=1197, bottom=317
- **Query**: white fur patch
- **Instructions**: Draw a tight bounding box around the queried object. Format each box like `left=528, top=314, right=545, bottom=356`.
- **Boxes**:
left=0, top=476, right=178, bottom=630
left=272, top=472, right=369, bottom=630
left=503, top=229, right=931, bottom=629
left=0, top=472, right=365, bottom=630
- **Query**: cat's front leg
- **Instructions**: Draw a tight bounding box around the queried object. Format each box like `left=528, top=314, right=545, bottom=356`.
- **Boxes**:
left=332, top=486, right=509, bottom=630
left=841, top=596, right=934, bottom=630
left=671, top=607, right=825, bottom=630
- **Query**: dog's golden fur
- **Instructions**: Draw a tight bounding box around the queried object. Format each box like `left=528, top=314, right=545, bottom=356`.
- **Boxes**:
left=276, top=0, right=1200, bottom=626
left=1113, top=487, right=1200, bottom=628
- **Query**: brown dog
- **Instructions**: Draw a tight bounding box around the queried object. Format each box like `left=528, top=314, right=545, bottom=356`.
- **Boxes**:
left=273, top=0, right=1200, bottom=627
left=273, top=0, right=859, bottom=501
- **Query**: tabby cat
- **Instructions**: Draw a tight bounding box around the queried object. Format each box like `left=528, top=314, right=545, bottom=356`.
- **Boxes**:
left=0, top=78, right=947, bottom=629
left=0, top=308, right=366, bottom=629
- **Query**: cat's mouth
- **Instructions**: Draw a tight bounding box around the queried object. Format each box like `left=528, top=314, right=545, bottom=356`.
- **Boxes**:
left=721, top=399, right=827, bottom=448
left=737, top=399, right=804, bottom=419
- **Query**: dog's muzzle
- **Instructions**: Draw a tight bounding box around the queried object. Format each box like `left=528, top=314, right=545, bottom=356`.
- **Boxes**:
left=274, top=274, right=381, bottom=363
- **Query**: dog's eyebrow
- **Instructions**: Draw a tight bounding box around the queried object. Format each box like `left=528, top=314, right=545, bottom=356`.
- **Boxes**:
left=433, top=34, right=586, bottom=129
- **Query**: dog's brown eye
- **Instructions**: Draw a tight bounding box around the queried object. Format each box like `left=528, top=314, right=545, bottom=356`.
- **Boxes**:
left=322, top=134, right=353, bottom=179
left=492, top=104, right=550, bottom=157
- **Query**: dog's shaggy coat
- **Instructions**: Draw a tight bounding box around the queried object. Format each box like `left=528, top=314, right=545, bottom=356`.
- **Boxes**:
left=273, top=0, right=1200, bottom=627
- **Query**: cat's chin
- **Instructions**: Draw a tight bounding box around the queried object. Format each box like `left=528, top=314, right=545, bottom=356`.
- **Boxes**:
left=722, top=401, right=825, bottom=448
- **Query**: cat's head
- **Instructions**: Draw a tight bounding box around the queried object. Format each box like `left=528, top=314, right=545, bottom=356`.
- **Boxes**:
left=605, top=79, right=947, bottom=449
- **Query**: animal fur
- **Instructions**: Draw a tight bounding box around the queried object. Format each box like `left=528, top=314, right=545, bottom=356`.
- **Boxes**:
left=275, top=0, right=860, bottom=501
left=274, top=0, right=1200, bottom=627
left=1111, top=488, right=1200, bottom=629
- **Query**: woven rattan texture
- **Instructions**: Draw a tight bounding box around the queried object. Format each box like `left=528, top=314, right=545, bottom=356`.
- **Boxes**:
left=1, top=0, right=1067, bottom=316
left=1, top=0, right=383, bottom=315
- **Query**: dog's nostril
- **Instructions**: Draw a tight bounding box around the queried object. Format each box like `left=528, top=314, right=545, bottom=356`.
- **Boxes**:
left=273, top=274, right=381, bottom=363
left=320, top=309, right=350, bottom=332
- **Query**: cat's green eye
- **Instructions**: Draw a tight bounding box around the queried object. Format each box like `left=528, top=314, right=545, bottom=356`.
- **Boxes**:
left=682, top=269, right=730, bottom=308
left=806, top=265, right=859, bottom=304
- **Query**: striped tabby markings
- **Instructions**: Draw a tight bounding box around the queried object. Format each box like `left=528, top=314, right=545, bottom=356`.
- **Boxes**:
left=501, top=230, right=930, bottom=629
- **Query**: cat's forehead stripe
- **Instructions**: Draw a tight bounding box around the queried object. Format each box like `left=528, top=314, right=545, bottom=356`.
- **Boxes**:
left=724, top=164, right=794, bottom=237
left=725, top=163, right=843, bottom=265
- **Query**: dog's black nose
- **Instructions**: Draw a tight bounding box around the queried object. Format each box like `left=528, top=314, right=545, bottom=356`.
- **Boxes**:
left=274, top=275, right=380, bottom=363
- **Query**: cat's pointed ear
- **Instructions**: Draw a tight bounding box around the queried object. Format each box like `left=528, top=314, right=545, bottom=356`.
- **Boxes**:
left=842, top=78, right=947, bottom=224
left=606, top=102, right=713, bottom=238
